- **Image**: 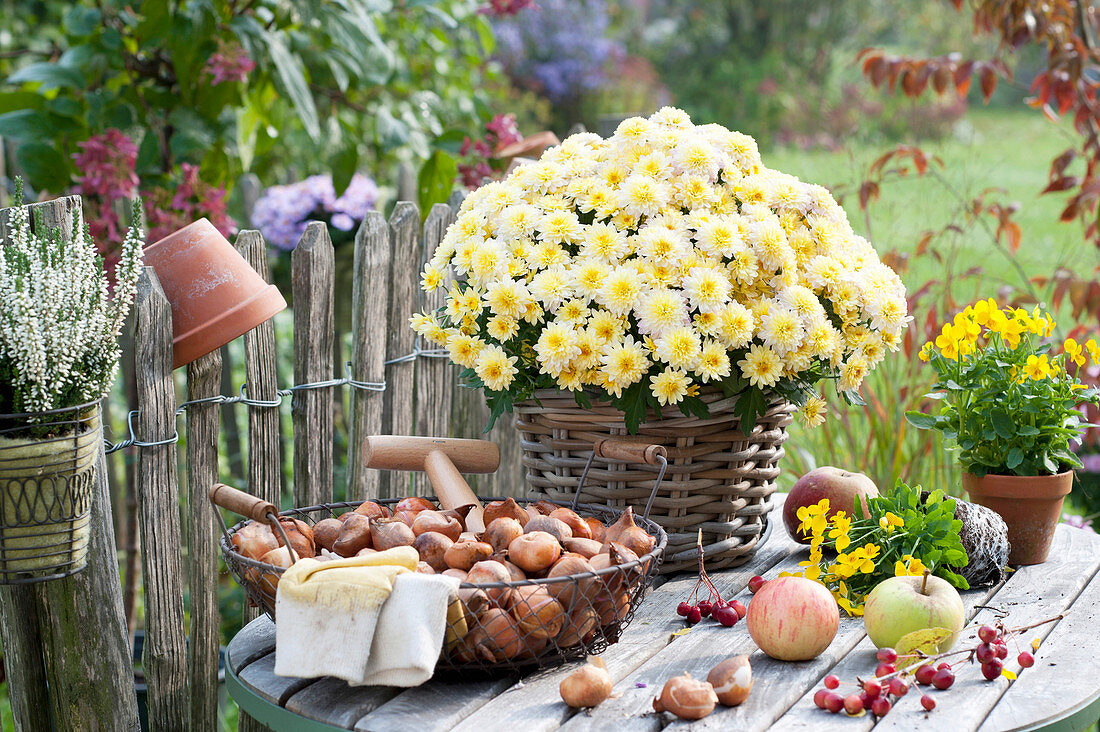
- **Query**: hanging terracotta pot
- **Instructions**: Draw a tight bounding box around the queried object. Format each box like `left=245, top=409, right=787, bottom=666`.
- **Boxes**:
left=961, top=471, right=1073, bottom=565
left=144, top=219, right=287, bottom=369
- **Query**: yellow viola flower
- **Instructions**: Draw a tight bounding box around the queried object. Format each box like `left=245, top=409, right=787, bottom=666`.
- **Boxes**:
left=1065, top=338, right=1086, bottom=368
left=796, top=499, right=830, bottom=537
left=878, top=512, right=903, bottom=533
left=1023, top=354, right=1051, bottom=380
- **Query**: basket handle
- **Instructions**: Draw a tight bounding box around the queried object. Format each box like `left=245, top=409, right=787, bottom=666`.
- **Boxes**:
left=209, top=483, right=278, bottom=522
left=593, top=439, right=667, bottom=466
left=208, top=483, right=298, bottom=563
left=573, top=440, right=668, bottom=521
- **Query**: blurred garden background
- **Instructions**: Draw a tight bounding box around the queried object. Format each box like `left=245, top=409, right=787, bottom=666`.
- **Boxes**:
left=1, top=0, right=1099, bottom=727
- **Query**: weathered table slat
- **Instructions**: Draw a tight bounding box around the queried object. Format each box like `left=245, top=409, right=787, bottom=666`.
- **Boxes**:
left=239, top=654, right=317, bottom=706
left=226, top=501, right=1100, bottom=732
left=354, top=677, right=516, bottom=732
left=874, top=527, right=1100, bottom=732
left=450, top=525, right=801, bottom=732
left=769, top=572, right=1008, bottom=732
left=284, top=678, right=400, bottom=727
left=979, top=562, right=1100, bottom=731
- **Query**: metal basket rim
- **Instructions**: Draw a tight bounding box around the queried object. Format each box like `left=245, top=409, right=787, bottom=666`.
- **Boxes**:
left=218, top=496, right=668, bottom=588
left=0, top=398, right=102, bottom=421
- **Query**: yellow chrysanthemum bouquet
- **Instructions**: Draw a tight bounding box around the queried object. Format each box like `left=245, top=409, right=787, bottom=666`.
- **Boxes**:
left=906, top=300, right=1100, bottom=476
left=411, top=108, right=908, bottom=432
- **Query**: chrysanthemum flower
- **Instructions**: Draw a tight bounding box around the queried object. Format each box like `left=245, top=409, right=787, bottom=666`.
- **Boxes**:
left=597, top=266, right=643, bottom=315
left=656, top=326, right=702, bottom=370
left=738, top=344, right=783, bottom=388
left=475, top=344, right=518, bottom=391
left=759, top=305, right=804, bottom=355
left=681, top=265, right=729, bottom=313
left=535, top=322, right=581, bottom=374
left=798, top=395, right=827, bottom=428
left=650, top=367, right=691, bottom=405
left=446, top=332, right=485, bottom=369
left=696, top=340, right=731, bottom=382
left=600, top=337, right=649, bottom=387
left=636, top=289, right=688, bottom=336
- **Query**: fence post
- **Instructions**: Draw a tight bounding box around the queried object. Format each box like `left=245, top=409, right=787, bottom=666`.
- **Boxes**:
left=235, top=230, right=282, bottom=732
left=347, top=212, right=392, bottom=501
left=291, top=223, right=335, bottom=506
left=186, top=348, right=222, bottom=732
left=135, top=267, right=190, bottom=732
left=0, top=194, right=139, bottom=731
left=382, top=202, right=420, bottom=497
left=415, top=204, right=456, bottom=451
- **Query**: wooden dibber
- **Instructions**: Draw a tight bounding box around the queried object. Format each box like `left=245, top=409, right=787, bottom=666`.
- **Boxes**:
left=363, top=436, right=500, bottom=533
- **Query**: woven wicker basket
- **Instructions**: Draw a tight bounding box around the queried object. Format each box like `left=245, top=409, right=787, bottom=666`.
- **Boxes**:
left=515, top=388, right=794, bottom=573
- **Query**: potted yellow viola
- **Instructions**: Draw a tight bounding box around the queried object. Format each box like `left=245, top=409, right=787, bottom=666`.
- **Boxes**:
left=906, top=299, right=1100, bottom=564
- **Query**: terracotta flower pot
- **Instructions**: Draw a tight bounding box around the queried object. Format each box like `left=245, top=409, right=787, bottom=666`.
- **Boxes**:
left=144, top=219, right=287, bottom=369
left=962, top=471, right=1073, bottom=565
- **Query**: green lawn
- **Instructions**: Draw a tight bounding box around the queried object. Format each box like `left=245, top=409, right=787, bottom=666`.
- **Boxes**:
left=764, top=108, right=1097, bottom=294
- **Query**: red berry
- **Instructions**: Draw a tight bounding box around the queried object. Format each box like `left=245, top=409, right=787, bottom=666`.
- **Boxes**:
left=863, top=680, right=881, bottom=697
left=730, top=600, right=747, bottom=619
left=872, top=697, right=892, bottom=716
left=936, top=662, right=952, bottom=671
left=814, top=689, right=831, bottom=709
left=931, top=668, right=955, bottom=690
left=921, top=695, right=936, bottom=711
left=748, top=575, right=766, bottom=593
left=825, top=693, right=845, bottom=713
left=888, top=678, right=909, bottom=697
left=824, top=674, right=840, bottom=690
left=714, top=599, right=728, bottom=609
left=978, top=625, right=998, bottom=643
left=976, top=643, right=996, bottom=663
left=714, top=606, right=737, bottom=627
left=914, top=664, right=936, bottom=685
left=877, top=647, right=898, bottom=664
left=844, top=694, right=864, bottom=715
left=698, top=600, right=713, bottom=618
left=686, top=606, right=702, bottom=624
left=981, top=659, right=1003, bottom=680
left=875, top=662, right=896, bottom=677
left=995, top=643, right=1008, bottom=660
left=676, top=601, right=691, bottom=617
left=1018, top=651, right=1035, bottom=668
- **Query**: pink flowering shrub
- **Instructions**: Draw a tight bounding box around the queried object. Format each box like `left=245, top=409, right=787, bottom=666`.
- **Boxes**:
left=457, top=113, right=523, bottom=190
left=479, top=0, right=536, bottom=16
left=204, top=41, right=256, bottom=85
left=71, top=132, right=235, bottom=264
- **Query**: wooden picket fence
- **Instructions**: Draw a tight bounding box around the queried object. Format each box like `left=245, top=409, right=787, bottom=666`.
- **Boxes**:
left=0, top=193, right=525, bottom=732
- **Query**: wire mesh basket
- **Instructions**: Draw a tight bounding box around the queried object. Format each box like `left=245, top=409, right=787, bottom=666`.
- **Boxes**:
left=0, top=401, right=100, bottom=583
left=213, top=445, right=669, bottom=675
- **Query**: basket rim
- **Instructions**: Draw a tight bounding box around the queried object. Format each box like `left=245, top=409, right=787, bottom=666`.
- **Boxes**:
left=218, top=496, right=668, bottom=591
left=0, top=398, right=102, bottom=421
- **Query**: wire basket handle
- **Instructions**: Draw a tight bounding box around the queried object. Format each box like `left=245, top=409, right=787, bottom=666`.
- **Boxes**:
left=573, top=439, right=668, bottom=521
left=208, top=483, right=298, bottom=563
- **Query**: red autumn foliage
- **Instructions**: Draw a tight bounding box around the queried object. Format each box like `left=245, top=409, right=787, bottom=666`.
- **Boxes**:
left=857, top=0, right=1100, bottom=246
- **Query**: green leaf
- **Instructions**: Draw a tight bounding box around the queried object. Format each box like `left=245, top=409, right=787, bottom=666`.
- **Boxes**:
left=15, top=143, right=70, bottom=192
left=63, top=6, right=102, bottom=37
left=991, top=408, right=1015, bottom=439
left=330, top=145, right=358, bottom=194
left=375, top=107, right=410, bottom=150
left=1018, top=425, right=1040, bottom=436
left=905, top=411, right=938, bottom=430
left=1006, top=447, right=1023, bottom=470
left=135, top=131, right=161, bottom=175
left=432, top=129, right=468, bottom=155
left=619, top=381, right=649, bottom=434
left=264, top=31, right=321, bottom=142
left=417, top=150, right=457, bottom=216
left=677, top=395, right=711, bottom=420
left=7, top=63, right=85, bottom=89
left=0, top=110, right=50, bottom=142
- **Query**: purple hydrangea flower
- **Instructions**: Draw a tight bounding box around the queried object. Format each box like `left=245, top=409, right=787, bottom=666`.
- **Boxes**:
left=252, top=174, right=379, bottom=251
left=491, top=0, right=624, bottom=104
left=1062, top=513, right=1095, bottom=533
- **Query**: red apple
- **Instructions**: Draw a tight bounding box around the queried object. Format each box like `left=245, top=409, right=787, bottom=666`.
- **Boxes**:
left=782, top=467, right=879, bottom=544
left=747, top=576, right=838, bottom=661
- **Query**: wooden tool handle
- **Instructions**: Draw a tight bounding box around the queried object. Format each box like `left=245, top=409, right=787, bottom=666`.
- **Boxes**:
left=363, top=435, right=500, bottom=473
left=424, top=450, right=485, bottom=533
left=594, top=439, right=667, bottom=466
left=208, top=483, right=278, bottom=523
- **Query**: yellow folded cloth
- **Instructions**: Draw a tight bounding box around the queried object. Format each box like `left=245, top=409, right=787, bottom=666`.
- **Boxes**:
left=274, top=547, right=418, bottom=683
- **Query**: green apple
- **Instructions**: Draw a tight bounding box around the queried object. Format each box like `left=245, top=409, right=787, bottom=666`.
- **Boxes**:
left=863, top=573, right=965, bottom=652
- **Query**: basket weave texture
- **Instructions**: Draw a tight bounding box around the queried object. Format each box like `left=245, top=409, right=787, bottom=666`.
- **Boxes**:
left=515, top=388, right=794, bottom=573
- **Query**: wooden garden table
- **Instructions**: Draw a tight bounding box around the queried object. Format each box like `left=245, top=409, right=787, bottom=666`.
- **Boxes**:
left=225, top=495, right=1100, bottom=731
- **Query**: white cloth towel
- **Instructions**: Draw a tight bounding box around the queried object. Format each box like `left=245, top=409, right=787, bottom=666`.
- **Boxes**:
left=362, top=572, right=461, bottom=687
left=274, top=549, right=459, bottom=687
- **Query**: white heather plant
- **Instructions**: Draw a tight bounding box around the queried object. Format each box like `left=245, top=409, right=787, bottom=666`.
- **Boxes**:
left=411, top=107, right=909, bottom=432
left=0, top=183, right=143, bottom=416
